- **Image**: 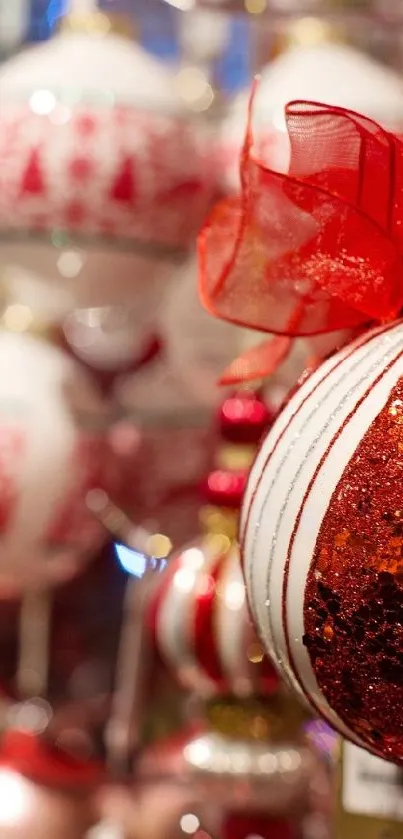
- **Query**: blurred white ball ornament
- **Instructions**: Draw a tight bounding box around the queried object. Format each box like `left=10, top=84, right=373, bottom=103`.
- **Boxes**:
left=0, top=328, right=113, bottom=591
left=162, top=255, right=253, bottom=409
left=0, top=15, right=215, bottom=324
left=219, top=42, right=403, bottom=193
left=116, top=253, right=260, bottom=416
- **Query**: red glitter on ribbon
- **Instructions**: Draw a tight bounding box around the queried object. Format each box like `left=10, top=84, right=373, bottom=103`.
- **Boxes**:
left=198, top=85, right=403, bottom=382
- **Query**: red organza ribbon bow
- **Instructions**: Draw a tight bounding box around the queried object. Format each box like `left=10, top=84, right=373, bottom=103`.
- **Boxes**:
left=198, top=92, right=403, bottom=383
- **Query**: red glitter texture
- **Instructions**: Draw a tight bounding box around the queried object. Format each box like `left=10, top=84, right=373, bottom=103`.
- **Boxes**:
left=304, top=378, right=403, bottom=763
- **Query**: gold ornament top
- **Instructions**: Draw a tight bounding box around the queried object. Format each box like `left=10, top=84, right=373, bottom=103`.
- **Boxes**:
left=272, top=16, right=345, bottom=58
left=199, top=505, right=239, bottom=542
left=206, top=695, right=307, bottom=743
left=60, top=12, right=135, bottom=39
left=217, top=442, right=257, bottom=471
left=0, top=301, right=54, bottom=344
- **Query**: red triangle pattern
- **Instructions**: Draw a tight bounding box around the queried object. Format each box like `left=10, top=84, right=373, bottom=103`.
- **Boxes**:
left=110, top=156, right=137, bottom=204
left=14, top=143, right=206, bottom=244
left=19, top=149, right=46, bottom=196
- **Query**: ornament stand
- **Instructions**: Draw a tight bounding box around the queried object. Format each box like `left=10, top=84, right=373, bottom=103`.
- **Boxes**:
left=88, top=492, right=158, bottom=774
left=105, top=565, right=157, bottom=778
left=89, top=493, right=170, bottom=837
left=17, top=591, right=51, bottom=700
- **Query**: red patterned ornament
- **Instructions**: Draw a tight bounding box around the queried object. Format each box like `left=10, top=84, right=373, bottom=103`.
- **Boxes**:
left=0, top=330, right=115, bottom=591
left=0, top=30, right=213, bottom=252
left=0, top=21, right=215, bottom=339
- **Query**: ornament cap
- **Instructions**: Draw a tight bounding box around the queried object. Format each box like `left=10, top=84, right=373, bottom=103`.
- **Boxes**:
left=199, top=505, right=239, bottom=540
left=60, top=12, right=135, bottom=40
left=217, top=442, right=257, bottom=471
left=272, top=16, right=345, bottom=59
left=205, top=694, right=305, bottom=742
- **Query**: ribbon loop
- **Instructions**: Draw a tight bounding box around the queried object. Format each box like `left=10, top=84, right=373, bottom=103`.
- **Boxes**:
left=198, top=94, right=403, bottom=366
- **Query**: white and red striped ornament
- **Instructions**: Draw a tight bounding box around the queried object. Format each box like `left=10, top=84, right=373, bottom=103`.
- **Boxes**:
left=150, top=538, right=278, bottom=698
left=242, top=320, right=403, bottom=764
left=0, top=330, right=114, bottom=592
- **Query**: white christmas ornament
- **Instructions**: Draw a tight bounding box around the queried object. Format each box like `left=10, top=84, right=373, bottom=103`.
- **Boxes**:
left=0, top=330, right=112, bottom=591
left=219, top=43, right=403, bottom=193
left=0, top=23, right=214, bottom=324
left=162, top=255, right=256, bottom=408
left=115, top=253, right=257, bottom=415
left=241, top=320, right=403, bottom=762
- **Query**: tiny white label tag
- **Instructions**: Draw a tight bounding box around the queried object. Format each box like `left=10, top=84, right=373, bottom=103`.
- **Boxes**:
left=343, top=743, right=403, bottom=821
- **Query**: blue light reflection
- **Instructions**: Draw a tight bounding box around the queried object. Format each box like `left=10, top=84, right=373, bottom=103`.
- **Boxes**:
left=114, top=543, right=168, bottom=578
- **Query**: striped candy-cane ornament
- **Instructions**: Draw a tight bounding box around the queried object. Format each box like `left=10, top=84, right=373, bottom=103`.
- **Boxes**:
left=150, top=538, right=278, bottom=699
left=242, top=320, right=403, bottom=764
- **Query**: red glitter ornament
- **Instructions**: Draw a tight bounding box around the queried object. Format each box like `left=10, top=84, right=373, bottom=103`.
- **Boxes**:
left=304, top=376, right=403, bottom=762
left=242, top=320, right=403, bottom=764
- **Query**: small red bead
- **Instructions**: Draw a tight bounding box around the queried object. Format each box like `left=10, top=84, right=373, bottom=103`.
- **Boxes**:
left=202, top=469, right=247, bottom=508
left=219, top=390, right=273, bottom=444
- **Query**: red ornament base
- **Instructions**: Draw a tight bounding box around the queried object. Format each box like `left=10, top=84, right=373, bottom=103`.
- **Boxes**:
left=222, top=813, right=296, bottom=839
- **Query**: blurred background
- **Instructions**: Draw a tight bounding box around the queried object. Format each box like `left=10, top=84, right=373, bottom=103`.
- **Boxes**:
left=0, top=1, right=401, bottom=837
